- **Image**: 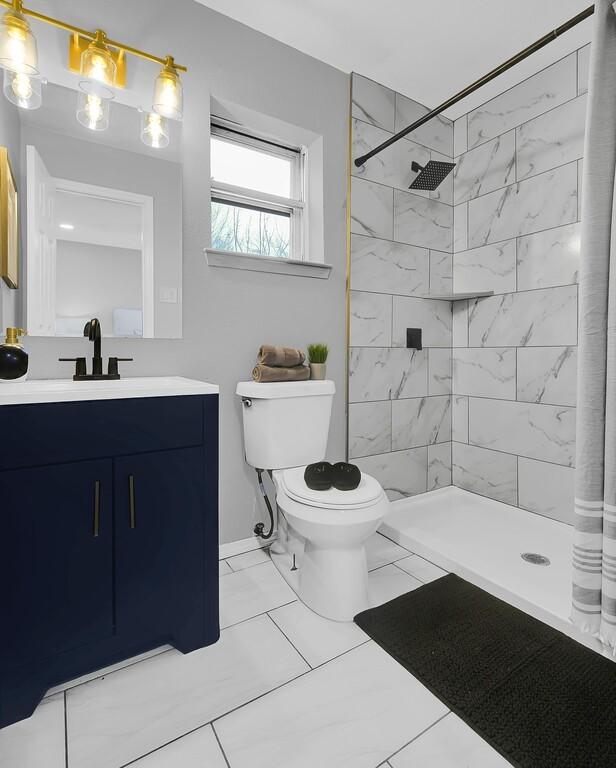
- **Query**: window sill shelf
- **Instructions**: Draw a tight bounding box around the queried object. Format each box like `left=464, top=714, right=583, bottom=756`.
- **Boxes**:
left=205, top=249, right=332, bottom=279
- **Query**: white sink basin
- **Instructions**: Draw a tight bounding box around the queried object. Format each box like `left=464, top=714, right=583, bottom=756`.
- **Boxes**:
left=0, top=376, right=219, bottom=406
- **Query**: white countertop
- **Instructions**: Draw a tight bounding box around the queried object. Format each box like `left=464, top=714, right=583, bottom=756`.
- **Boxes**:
left=0, top=377, right=219, bottom=406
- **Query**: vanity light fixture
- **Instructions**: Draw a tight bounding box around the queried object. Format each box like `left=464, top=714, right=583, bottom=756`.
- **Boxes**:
left=153, top=56, right=182, bottom=121
left=140, top=109, right=169, bottom=149
left=0, top=0, right=187, bottom=139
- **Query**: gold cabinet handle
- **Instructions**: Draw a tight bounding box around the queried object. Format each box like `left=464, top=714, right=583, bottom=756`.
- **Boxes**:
left=129, top=474, right=136, bottom=529
left=93, top=480, right=101, bottom=538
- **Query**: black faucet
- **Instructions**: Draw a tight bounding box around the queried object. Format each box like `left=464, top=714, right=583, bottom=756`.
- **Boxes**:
left=84, top=318, right=102, bottom=375
left=59, top=318, right=133, bottom=380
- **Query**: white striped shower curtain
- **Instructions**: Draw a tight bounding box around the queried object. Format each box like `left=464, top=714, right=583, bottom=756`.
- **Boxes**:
left=572, top=0, right=616, bottom=653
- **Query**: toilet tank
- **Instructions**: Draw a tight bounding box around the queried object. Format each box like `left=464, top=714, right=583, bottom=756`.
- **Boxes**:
left=236, top=380, right=335, bottom=470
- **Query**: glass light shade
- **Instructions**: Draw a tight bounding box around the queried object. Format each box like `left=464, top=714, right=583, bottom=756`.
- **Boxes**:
left=76, top=90, right=110, bottom=131
left=78, top=75, right=114, bottom=102
left=81, top=31, right=116, bottom=89
left=153, top=58, right=182, bottom=121
left=140, top=110, right=169, bottom=149
left=0, top=8, right=38, bottom=75
left=3, top=68, right=42, bottom=109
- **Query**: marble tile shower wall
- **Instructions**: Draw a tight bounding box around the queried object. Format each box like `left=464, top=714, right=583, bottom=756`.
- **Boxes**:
left=451, top=46, right=590, bottom=525
left=349, top=73, right=454, bottom=500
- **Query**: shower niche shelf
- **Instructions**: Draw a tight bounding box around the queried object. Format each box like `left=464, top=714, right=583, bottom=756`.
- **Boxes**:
left=425, top=291, right=494, bottom=301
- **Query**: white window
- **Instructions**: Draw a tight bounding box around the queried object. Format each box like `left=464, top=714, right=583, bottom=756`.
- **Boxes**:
left=210, top=123, right=305, bottom=261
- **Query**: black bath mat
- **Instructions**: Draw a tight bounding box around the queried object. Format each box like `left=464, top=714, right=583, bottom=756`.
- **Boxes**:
left=355, top=573, right=616, bottom=768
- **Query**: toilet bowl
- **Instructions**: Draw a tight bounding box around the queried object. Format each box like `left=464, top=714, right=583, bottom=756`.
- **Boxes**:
left=236, top=379, right=390, bottom=622
left=274, top=467, right=388, bottom=621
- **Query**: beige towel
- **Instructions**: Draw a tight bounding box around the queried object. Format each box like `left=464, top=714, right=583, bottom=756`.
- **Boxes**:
left=258, top=345, right=305, bottom=367
left=252, top=364, right=310, bottom=383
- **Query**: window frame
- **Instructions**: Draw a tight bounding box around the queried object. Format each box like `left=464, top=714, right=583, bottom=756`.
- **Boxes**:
left=210, top=122, right=306, bottom=261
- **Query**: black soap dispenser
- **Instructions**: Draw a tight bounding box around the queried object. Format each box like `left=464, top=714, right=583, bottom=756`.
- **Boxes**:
left=0, top=327, right=28, bottom=382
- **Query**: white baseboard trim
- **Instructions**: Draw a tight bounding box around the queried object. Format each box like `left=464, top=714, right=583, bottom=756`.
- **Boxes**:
left=219, top=533, right=277, bottom=560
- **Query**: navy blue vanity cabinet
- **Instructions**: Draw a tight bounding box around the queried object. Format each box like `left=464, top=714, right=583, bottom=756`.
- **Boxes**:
left=0, top=460, right=114, bottom=665
left=114, top=447, right=209, bottom=651
left=0, top=393, right=219, bottom=729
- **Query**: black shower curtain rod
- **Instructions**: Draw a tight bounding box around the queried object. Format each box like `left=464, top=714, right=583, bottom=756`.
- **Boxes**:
left=354, top=4, right=594, bottom=167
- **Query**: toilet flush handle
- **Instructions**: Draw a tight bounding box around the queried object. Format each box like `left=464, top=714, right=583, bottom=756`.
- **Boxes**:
left=242, top=397, right=252, bottom=408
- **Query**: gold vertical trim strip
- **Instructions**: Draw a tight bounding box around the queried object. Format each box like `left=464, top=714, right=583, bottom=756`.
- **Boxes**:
left=345, top=74, right=353, bottom=462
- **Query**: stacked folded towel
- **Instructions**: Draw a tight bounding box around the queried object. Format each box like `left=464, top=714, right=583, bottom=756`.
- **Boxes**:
left=258, top=345, right=305, bottom=367
left=252, top=345, right=310, bottom=382
left=252, top=364, right=310, bottom=382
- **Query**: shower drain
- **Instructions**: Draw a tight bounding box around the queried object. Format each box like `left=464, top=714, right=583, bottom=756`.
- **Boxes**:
left=521, top=552, right=551, bottom=566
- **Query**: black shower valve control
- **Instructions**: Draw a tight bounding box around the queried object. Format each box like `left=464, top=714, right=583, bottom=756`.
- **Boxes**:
left=406, top=328, right=422, bottom=351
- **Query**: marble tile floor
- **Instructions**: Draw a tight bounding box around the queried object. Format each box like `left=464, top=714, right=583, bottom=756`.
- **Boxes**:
left=0, top=532, right=510, bottom=768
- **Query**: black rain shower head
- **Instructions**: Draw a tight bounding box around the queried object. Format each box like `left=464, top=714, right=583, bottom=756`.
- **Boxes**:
left=409, top=160, right=456, bottom=191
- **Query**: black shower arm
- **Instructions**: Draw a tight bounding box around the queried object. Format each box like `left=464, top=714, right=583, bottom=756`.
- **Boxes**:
left=354, top=5, right=594, bottom=168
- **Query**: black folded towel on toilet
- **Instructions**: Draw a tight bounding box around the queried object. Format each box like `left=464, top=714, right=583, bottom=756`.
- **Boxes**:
left=304, top=462, right=334, bottom=490
left=332, top=462, right=361, bottom=491
left=304, top=462, right=361, bottom=491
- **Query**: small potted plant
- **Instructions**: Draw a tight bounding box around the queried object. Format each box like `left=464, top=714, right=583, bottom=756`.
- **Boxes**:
left=308, top=343, right=328, bottom=380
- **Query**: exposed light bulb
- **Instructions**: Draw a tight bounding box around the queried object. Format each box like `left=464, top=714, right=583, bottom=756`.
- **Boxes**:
left=86, top=94, right=103, bottom=125
left=76, top=89, right=110, bottom=131
left=3, top=67, right=42, bottom=109
left=140, top=110, right=169, bottom=149
left=12, top=71, right=31, bottom=99
left=159, top=80, right=176, bottom=112
left=84, top=51, right=113, bottom=85
left=80, top=30, right=116, bottom=90
left=88, top=55, right=107, bottom=83
left=6, top=25, right=26, bottom=69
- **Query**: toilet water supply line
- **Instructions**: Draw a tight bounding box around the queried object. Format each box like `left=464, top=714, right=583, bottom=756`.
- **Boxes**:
left=254, top=468, right=276, bottom=539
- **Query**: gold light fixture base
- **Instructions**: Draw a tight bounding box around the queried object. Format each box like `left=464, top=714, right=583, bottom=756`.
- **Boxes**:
left=68, top=33, right=125, bottom=88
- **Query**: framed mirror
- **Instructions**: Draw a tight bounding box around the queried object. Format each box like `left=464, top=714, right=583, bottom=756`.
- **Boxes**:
left=2, top=79, right=183, bottom=339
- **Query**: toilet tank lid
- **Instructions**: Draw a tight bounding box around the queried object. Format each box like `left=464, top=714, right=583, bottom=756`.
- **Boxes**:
left=236, top=380, right=335, bottom=399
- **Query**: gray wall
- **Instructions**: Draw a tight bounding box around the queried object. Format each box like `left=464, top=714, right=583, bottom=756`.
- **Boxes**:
left=14, top=0, right=349, bottom=545
left=450, top=46, right=588, bottom=525
left=348, top=74, right=454, bottom=499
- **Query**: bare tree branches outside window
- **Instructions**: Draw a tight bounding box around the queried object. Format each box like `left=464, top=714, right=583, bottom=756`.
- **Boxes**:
left=212, top=201, right=290, bottom=258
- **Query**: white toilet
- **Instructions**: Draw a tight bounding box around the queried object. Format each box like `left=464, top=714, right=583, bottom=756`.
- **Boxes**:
left=236, top=379, right=389, bottom=621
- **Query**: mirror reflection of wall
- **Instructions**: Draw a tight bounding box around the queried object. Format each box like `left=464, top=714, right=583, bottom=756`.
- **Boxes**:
left=2, top=80, right=183, bottom=339
left=53, top=189, right=147, bottom=338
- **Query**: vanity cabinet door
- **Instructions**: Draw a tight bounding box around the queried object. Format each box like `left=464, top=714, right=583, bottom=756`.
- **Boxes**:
left=114, top=447, right=207, bottom=651
left=0, top=460, right=114, bottom=668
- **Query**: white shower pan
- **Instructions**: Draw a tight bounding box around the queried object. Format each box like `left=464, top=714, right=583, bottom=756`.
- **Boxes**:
left=381, top=486, right=606, bottom=656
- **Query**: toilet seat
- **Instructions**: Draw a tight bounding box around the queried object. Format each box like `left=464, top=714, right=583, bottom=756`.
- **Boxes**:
left=279, top=466, right=383, bottom=510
